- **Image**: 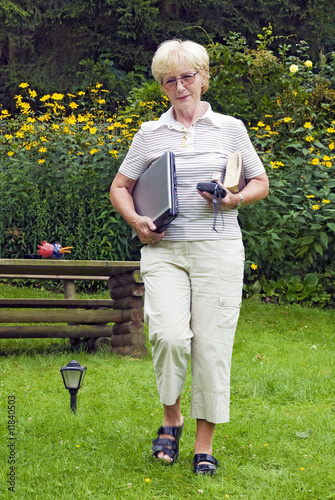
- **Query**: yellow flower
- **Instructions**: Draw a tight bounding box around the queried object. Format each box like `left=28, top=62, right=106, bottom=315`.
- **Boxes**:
left=109, top=150, right=118, bottom=158
left=326, top=161, right=332, bottom=167
left=89, top=127, right=97, bottom=134
left=145, top=478, right=150, bottom=483
left=1, top=109, right=11, bottom=117
left=312, top=204, right=320, bottom=210
left=19, top=82, right=29, bottom=88
left=67, top=93, right=76, bottom=98
left=322, top=199, right=330, bottom=204
left=51, top=93, right=64, bottom=101
left=38, top=147, right=47, bottom=153
left=310, top=158, right=319, bottom=165
left=283, top=117, right=293, bottom=123
left=7, top=151, right=14, bottom=156
left=289, top=64, right=299, bottom=73
left=306, top=195, right=315, bottom=198
left=303, top=122, right=313, bottom=129
left=264, top=444, right=268, bottom=446
left=66, top=114, right=77, bottom=125
left=29, top=89, right=37, bottom=99
left=52, top=124, right=60, bottom=131
left=270, top=161, right=284, bottom=168
left=257, top=121, right=265, bottom=127
left=19, top=102, right=32, bottom=114
left=16, top=131, right=24, bottom=138
left=96, top=99, right=106, bottom=105
left=96, top=83, right=103, bottom=88
left=5, top=134, right=13, bottom=140
left=37, top=114, right=51, bottom=122
left=40, top=136, right=49, bottom=142
left=90, top=148, right=100, bottom=155
left=329, top=142, right=335, bottom=150
left=40, top=95, right=51, bottom=102
left=304, top=60, right=313, bottom=68
left=69, top=102, right=79, bottom=109
left=305, top=136, right=314, bottom=142
left=77, top=91, right=86, bottom=96
left=327, top=127, right=335, bottom=133
left=251, top=263, right=258, bottom=270
left=37, top=159, right=46, bottom=164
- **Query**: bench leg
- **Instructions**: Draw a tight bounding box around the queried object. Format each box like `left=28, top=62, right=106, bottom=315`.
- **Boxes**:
left=63, top=279, right=82, bottom=350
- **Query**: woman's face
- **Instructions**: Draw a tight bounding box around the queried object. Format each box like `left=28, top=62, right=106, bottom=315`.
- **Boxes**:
left=161, top=65, right=206, bottom=113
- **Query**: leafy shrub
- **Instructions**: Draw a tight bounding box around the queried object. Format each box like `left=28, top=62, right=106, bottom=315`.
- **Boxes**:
left=0, top=84, right=139, bottom=261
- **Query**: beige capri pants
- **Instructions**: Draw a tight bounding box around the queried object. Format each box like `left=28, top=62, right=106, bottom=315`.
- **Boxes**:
left=140, top=239, right=244, bottom=424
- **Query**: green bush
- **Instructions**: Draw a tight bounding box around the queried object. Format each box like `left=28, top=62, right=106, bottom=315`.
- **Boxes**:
left=0, top=85, right=139, bottom=261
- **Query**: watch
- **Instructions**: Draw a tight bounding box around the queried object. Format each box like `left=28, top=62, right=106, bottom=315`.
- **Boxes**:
left=235, top=193, right=243, bottom=209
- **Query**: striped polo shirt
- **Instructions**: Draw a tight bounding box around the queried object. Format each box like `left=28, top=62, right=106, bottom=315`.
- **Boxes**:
left=119, top=102, right=265, bottom=240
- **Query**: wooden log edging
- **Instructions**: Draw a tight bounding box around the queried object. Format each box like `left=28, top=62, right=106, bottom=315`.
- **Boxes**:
left=107, top=271, right=147, bottom=358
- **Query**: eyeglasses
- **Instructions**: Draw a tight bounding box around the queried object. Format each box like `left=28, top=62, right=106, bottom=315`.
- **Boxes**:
left=161, top=72, right=199, bottom=90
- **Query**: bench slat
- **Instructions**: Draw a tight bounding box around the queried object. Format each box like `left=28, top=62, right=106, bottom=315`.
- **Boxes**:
left=0, top=325, right=114, bottom=338
left=0, top=299, right=113, bottom=308
left=0, top=259, right=140, bottom=277
left=0, top=309, right=123, bottom=324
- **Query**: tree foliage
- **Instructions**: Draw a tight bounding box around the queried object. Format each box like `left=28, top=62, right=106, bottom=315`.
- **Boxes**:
left=0, top=0, right=334, bottom=112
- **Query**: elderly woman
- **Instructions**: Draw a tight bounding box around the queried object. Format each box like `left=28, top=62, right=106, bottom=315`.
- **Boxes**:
left=110, top=39, right=269, bottom=475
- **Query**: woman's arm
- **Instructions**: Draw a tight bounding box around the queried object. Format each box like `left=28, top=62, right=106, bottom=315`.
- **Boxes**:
left=198, top=172, right=269, bottom=210
left=230, top=172, right=269, bottom=208
left=110, top=172, right=164, bottom=244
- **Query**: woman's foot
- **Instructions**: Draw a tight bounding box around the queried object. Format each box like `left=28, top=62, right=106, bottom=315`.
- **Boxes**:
left=151, top=419, right=184, bottom=464
left=193, top=453, right=219, bottom=475
left=194, top=419, right=217, bottom=472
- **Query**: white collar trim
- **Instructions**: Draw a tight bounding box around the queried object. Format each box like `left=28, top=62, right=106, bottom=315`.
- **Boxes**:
left=151, top=102, right=222, bottom=130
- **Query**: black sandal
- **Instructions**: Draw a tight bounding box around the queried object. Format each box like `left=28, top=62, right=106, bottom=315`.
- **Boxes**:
left=151, top=423, right=184, bottom=464
left=193, top=453, right=219, bottom=476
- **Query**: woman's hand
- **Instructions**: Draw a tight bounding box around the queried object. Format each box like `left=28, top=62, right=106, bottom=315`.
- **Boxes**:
left=197, top=173, right=269, bottom=210
left=197, top=185, right=240, bottom=210
left=134, top=216, right=165, bottom=245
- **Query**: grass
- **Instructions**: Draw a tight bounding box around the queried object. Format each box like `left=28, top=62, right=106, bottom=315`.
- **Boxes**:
left=0, top=283, right=334, bottom=499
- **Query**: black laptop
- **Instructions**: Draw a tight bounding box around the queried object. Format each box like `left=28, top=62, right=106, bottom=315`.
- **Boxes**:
left=132, top=151, right=178, bottom=241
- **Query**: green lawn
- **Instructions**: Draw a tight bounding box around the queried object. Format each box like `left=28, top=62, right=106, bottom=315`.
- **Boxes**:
left=0, top=284, right=334, bottom=499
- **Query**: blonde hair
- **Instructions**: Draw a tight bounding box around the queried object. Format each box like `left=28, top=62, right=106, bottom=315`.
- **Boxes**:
left=151, top=39, right=210, bottom=94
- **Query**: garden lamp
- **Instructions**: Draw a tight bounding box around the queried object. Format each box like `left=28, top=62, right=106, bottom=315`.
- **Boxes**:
left=60, top=360, right=87, bottom=412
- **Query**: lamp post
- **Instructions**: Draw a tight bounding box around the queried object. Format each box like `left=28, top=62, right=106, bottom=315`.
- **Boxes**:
left=60, top=360, right=87, bottom=412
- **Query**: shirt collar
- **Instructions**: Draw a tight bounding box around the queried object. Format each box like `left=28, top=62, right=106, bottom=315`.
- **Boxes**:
left=152, top=101, right=221, bottom=131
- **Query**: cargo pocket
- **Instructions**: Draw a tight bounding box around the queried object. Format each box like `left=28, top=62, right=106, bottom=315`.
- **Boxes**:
left=217, top=295, right=242, bottom=331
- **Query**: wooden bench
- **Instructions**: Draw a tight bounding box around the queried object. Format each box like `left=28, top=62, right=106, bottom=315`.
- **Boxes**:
left=0, top=259, right=147, bottom=357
